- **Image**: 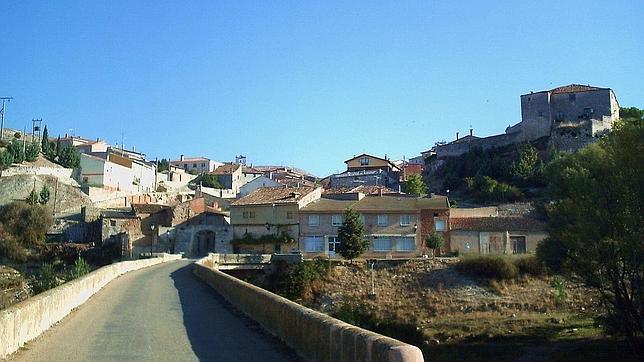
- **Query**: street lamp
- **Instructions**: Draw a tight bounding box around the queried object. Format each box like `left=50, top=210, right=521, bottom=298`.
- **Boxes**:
left=150, top=224, right=156, bottom=257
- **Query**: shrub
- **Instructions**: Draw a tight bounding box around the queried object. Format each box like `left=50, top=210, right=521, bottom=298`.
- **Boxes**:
left=513, top=256, right=547, bottom=276
left=332, top=302, right=425, bottom=347
left=32, top=263, right=62, bottom=293
left=276, top=259, right=329, bottom=300
left=455, top=256, right=518, bottom=280
left=68, top=256, right=91, bottom=280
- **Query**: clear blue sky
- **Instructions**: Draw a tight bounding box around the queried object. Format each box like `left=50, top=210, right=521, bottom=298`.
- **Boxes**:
left=1, top=1, right=642, bottom=176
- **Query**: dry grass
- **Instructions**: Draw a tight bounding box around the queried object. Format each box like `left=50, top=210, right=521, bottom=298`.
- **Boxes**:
left=300, top=258, right=624, bottom=361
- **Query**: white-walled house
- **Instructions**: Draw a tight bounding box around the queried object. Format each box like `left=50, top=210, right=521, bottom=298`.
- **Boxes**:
left=238, top=175, right=281, bottom=197
left=79, top=152, right=156, bottom=193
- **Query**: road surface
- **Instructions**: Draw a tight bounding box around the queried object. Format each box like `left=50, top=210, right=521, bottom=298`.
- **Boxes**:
left=10, top=260, right=298, bottom=362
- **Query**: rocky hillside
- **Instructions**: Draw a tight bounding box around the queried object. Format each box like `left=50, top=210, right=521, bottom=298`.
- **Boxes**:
left=0, top=174, right=91, bottom=213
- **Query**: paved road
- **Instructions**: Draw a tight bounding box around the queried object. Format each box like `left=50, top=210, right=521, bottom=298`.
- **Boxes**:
left=10, top=260, right=298, bottom=362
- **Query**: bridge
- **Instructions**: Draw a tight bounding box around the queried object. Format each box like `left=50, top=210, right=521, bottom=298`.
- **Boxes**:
left=2, top=255, right=424, bottom=361
left=7, top=260, right=296, bottom=361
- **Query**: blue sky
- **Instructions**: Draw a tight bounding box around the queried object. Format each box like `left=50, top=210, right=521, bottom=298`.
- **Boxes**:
left=1, top=1, right=642, bottom=176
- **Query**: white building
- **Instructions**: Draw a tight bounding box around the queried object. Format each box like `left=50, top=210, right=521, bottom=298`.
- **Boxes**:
left=170, top=155, right=222, bottom=174
left=238, top=175, right=281, bottom=197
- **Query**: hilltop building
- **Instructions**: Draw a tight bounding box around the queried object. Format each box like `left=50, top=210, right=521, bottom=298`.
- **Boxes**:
left=429, top=84, right=620, bottom=160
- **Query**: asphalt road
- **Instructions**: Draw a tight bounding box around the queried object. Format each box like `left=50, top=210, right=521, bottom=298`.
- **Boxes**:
left=10, top=260, right=298, bottom=362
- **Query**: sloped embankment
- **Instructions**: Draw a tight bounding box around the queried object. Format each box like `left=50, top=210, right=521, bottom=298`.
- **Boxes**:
left=0, top=174, right=91, bottom=213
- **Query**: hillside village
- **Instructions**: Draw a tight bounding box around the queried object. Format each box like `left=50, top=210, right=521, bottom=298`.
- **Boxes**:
left=0, top=83, right=620, bottom=262
left=0, top=83, right=641, bottom=360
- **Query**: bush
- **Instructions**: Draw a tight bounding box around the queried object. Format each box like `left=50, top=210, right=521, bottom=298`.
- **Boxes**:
left=514, top=256, right=547, bottom=276
left=32, top=263, right=62, bottom=293
left=332, top=302, right=425, bottom=347
left=276, top=259, right=329, bottom=300
left=0, top=201, right=53, bottom=261
left=455, top=256, right=519, bottom=280
left=68, top=256, right=91, bottom=280
left=199, top=173, right=224, bottom=188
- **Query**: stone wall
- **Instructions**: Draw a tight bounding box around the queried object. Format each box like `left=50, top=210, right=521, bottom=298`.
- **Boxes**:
left=193, top=256, right=424, bottom=362
left=0, top=254, right=182, bottom=359
left=436, top=132, right=520, bottom=159
left=2, top=166, right=75, bottom=183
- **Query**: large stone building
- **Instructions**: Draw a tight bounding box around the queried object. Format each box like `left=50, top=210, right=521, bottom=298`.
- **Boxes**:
left=433, top=84, right=620, bottom=159
left=328, top=154, right=402, bottom=189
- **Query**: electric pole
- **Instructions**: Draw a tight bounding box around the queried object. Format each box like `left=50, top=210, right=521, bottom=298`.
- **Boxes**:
left=0, top=97, right=14, bottom=141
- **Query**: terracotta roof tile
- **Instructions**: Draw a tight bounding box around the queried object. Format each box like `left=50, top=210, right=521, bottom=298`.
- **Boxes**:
left=231, top=187, right=318, bottom=206
left=450, top=217, right=546, bottom=232
left=550, top=84, right=604, bottom=94
left=212, top=163, right=241, bottom=175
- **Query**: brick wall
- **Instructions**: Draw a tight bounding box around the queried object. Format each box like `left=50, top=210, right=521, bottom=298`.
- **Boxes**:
left=419, top=209, right=450, bottom=255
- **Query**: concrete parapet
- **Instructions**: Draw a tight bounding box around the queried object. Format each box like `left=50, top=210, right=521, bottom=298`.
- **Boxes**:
left=193, top=257, right=424, bottom=362
left=0, top=253, right=182, bottom=359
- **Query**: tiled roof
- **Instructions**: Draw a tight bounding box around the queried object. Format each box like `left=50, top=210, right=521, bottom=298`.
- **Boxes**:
left=171, top=157, right=211, bottom=163
left=100, top=209, right=138, bottom=219
left=300, top=198, right=359, bottom=212
left=450, top=217, right=546, bottom=232
left=212, top=163, right=241, bottom=175
left=355, top=195, right=449, bottom=211
left=323, top=185, right=399, bottom=196
left=231, top=187, right=317, bottom=206
left=302, top=194, right=449, bottom=212
left=550, top=84, right=604, bottom=94
left=131, top=203, right=170, bottom=215
left=242, top=166, right=262, bottom=174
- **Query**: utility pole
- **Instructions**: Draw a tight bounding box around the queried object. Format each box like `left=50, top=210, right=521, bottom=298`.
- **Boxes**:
left=0, top=97, right=14, bottom=141
left=32, top=119, right=43, bottom=143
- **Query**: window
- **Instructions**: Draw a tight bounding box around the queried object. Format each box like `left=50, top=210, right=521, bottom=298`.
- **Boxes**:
left=242, top=211, right=248, bottom=219
left=249, top=211, right=256, bottom=219
left=360, top=157, right=370, bottom=166
left=332, top=214, right=342, bottom=226
left=377, top=214, right=388, bottom=226
left=400, top=215, right=412, bottom=226
left=328, top=236, right=340, bottom=253
left=109, top=220, right=116, bottom=227
left=193, top=163, right=197, bottom=167
left=373, top=238, right=392, bottom=252
left=286, top=211, right=293, bottom=220
left=396, top=237, right=415, bottom=251
left=201, top=163, right=206, bottom=167
left=308, top=214, right=320, bottom=226
left=434, top=219, right=446, bottom=231
left=303, top=236, right=324, bottom=252
left=358, top=214, right=366, bottom=225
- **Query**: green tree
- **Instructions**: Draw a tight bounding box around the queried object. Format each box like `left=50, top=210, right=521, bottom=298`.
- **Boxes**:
left=26, top=188, right=39, bottom=205
left=55, top=136, right=61, bottom=157
left=41, top=125, right=50, bottom=155
left=200, top=173, right=224, bottom=188
left=7, top=139, right=25, bottom=163
left=68, top=256, right=91, bottom=280
left=513, top=144, right=539, bottom=180
left=402, top=174, right=427, bottom=196
left=0, top=201, right=53, bottom=261
left=0, top=149, right=14, bottom=177
left=337, top=208, right=368, bottom=261
left=39, top=185, right=50, bottom=205
left=57, top=146, right=80, bottom=168
left=619, top=106, right=643, bottom=121
left=25, top=141, right=40, bottom=162
left=425, top=232, right=444, bottom=258
left=536, top=118, right=643, bottom=344
left=46, top=141, right=57, bottom=160
left=157, top=158, right=170, bottom=172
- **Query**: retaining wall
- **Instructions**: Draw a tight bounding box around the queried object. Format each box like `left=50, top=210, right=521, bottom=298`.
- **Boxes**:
left=0, top=253, right=182, bottom=359
left=193, top=256, right=424, bottom=362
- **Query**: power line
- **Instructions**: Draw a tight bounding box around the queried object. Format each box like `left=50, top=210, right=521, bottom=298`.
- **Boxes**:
left=0, top=97, right=14, bottom=141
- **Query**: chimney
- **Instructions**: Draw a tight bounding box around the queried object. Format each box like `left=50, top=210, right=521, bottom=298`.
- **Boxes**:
left=132, top=145, right=136, bottom=152
left=65, top=133, right=68, bottom=138
left=378, top=187, right=383, bottom=197
left=456, top=132, right=459, bottom=140
left=180, top=154, right=185, bottom=161
left=96, top=137, right=99, bottom=142
left=469, top=128, right=473, bottom=136
left=384, top=154, right=388, bottom=161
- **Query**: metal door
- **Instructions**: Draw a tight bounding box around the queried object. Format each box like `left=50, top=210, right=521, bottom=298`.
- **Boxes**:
left=479, top=232, right=490, bottom=255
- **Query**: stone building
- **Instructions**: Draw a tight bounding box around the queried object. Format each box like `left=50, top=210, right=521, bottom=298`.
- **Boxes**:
left=449, top=216, right=546, bottom=255
left=229, top=186, right=322, bottom=253
left=434, top=84, right=620, bottom=159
